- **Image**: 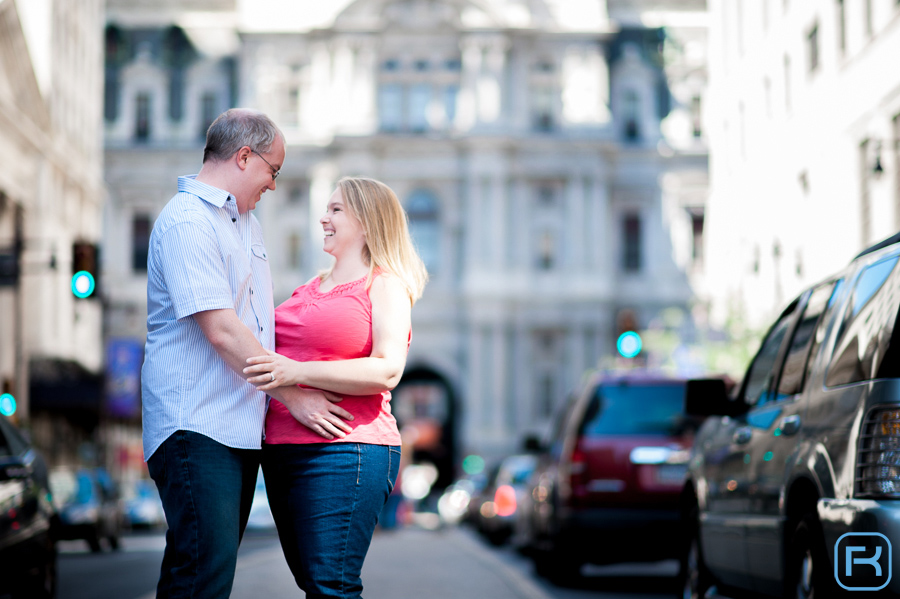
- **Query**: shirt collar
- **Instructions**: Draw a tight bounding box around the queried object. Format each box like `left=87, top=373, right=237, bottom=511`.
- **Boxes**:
left=178, top=175, right=235, bottom=208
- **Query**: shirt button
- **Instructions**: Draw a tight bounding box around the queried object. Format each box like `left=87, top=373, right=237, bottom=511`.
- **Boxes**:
left=250, top=289, right=254, bottom=294
left=259, top=327, right=263, bottom=332
left=232, top=218, right=236, bottom=223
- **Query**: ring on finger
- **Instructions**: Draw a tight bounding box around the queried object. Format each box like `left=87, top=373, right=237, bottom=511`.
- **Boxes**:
left=270, top=373, right=275, bottom=383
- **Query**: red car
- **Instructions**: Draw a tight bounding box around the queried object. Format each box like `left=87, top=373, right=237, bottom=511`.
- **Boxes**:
left=525, top=372, right=706, bottom=582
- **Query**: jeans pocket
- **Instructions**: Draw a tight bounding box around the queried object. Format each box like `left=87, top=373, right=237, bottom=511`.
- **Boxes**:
left=387, top=447, right=401, bottom=493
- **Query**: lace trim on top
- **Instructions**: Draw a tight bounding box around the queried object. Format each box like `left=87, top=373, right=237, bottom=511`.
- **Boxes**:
left=309, top=273, right=369, bottom=298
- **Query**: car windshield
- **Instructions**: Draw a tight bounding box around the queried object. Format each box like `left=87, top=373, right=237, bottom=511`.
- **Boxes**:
left=580, top=382, right=688, bottom=436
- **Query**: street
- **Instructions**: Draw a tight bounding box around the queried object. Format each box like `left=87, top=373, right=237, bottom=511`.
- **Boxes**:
left=58, top=525, right=678, bottom=599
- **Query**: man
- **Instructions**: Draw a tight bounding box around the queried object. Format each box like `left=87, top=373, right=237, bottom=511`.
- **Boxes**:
left=141, top=108, right=352, bottom=598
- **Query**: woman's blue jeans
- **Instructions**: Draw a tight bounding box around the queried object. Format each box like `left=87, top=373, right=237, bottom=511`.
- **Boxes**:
left=147, top=431, right=260, bottom=599
left=262, top=443, right=400, bottom=599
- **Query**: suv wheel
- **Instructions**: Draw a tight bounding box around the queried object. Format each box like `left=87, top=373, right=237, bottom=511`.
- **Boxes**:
left=787, top=514, right=834, bottom=599
left=678, top=506, right=712, bottom=599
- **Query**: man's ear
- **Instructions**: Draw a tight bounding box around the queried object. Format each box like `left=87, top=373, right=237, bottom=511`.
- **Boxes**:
left=236, top=146, right=252, bottom=171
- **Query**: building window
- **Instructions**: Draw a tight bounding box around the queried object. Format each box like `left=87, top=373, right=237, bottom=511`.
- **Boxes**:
left=531, top=87, right=555, bottom=132
left=169, top=70, right=185, bottom=121
left=537, top=231, right=556, bottom=270
left=132, top=214, right=152, bottom=272
left=690, top=210, right=704, bottom=266
left=200, top=93, right=217, bottom=139
left=287, top=232, right=302, bottom=270
left=837, top=0, right=847, bottom=55
left=691, top=96, right=702, bottom=137
left=288, top=181, right=309, bottom=205
left=783, top=55, right=792, bottom=112
left=443, top=85, right=458, bottom=127
left=622, top=213, right=642, bottom=272
left=623, top=90, right=641, bottom=141
left=537, top=373, right=555, bottom=418
left=406, top=190, right=440, bottom=273
left=807, top=23, right=819, bottom=73
left=135, top=93, right=151, bottom=141
left=408, top=84, right=431, bottom=132
left=378, top=84, right=404, bottom=132
left=866, top=0, right=874, bottom=36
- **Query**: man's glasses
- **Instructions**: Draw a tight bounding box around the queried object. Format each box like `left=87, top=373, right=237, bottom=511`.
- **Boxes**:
left=251, top=149, right=280, bottom=181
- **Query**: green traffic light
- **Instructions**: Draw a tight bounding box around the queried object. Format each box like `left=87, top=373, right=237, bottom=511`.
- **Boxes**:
left=616, top=331, right=642, bottom=358
left=0, top=393, right=16, bottom=416
left=72, top=271, right=95, bottom=298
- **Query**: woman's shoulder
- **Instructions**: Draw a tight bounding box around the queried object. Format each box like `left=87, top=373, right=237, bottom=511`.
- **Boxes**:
left=370, top=270, right=410, bottom=304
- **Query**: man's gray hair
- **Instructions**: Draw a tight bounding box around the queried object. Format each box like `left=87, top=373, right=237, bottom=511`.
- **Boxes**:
left=203, top=108, right=284, bottom=163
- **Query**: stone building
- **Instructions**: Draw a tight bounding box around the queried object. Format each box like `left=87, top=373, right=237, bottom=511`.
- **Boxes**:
left=704, top=0, right=900, bottom=330
left=102, top=0, right=707, bottom=481
left=0, top=0, right=106, bottom=462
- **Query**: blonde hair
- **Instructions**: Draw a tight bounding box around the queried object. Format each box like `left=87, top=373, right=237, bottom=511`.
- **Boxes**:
left=320, top=176, right=429, bottom=304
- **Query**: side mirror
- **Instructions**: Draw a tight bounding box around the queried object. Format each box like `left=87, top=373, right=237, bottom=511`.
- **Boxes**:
left=685, top=378, right=747, bottom=417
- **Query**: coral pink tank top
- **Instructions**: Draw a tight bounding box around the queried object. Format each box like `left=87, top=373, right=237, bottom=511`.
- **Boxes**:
left=264, top=271, right=402, bottom=446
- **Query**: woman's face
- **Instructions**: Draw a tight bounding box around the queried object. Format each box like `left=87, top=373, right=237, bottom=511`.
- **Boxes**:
left=320, top=187, right=367, bottom=259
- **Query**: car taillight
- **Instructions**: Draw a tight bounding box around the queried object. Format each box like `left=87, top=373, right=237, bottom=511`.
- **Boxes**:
left=570, top=439, right=588, bottom=499
left=857, top=407, right=900, bottom=497
left=494, top=485, right=517, bottom=517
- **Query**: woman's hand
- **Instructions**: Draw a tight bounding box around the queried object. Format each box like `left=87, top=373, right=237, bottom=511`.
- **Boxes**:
left=244, top=350, right=303, bottom=391
left=273, top=386, right=353, bottom=440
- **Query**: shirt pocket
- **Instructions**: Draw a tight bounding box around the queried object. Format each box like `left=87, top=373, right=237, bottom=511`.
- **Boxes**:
left=251, top=244, right=268, bottom=261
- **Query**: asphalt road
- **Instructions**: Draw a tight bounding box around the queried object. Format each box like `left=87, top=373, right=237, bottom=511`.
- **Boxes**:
left=58, top=526, right=679, bottom=599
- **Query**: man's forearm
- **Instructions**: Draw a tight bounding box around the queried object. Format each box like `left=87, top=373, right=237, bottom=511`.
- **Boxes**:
left=194, top=309, right=269, bottom=382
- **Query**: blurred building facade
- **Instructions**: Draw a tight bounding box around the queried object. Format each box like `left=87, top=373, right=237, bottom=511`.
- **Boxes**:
left=0, top=0, right=106, bottom=463
left=102, top=0, right=708, bottom=475
left=705, top=0, right=900, bottom=330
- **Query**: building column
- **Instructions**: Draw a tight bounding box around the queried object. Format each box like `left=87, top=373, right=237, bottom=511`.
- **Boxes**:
left=490, top=174, right=506, bottom=269
left=463, top=323, right=484, bottom=451
left=566, top=174, right=585, bottom=270
left=491, top=323, right=506, bottom=438
left=464, top=174, right=482, bottom=273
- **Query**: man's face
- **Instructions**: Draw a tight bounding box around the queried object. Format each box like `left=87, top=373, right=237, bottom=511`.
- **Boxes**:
left=237, top=137, right=285, bottom=214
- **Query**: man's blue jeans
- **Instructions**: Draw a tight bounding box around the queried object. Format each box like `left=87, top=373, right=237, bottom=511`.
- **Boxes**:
left=148, top=430, right=260, bottom=599
left=262, top=443, right=400, bottom=599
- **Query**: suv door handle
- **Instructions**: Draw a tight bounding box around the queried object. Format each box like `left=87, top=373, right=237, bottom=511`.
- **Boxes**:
left=779, top=415, right=801, bottom=436
left=733, top=427, right=752, bottom=445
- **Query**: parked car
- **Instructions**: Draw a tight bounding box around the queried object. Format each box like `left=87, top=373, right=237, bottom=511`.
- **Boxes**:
left=0, top=414, right=58, bottom=598
left=472, top=453, right=537, bottom=546
left=680, top=232, right=900, bottom=598
left=524, top=372, right=705, bottom=582
left=122, top=478, right=165, bottom=529
left=49, top=467, right=124, bottom=552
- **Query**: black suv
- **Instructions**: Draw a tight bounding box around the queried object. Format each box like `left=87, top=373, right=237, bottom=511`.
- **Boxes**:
left=0, top=414, right=58, bottom=598
left=681, top=233, right=900, bottom=598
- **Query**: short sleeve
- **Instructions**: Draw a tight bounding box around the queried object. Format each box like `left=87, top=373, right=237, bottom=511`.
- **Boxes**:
left=157, top=220, right=235, bottom=320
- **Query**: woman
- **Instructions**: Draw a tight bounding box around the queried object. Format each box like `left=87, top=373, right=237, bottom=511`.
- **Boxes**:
left=243, top=176, right=427, bottom=598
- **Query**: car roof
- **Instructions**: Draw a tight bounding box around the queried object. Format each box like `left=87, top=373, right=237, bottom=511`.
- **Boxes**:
left=587, top=370, right=688, bottom=386
left=853, top=230, right=900, bottom=261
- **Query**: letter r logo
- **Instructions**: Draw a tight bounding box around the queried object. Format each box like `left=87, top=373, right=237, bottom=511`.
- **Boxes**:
left=835, top=533, right=892, bottom=591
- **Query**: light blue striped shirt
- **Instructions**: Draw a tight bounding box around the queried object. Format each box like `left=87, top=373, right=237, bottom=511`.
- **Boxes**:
left=141, top=176, right=275, bottom=461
